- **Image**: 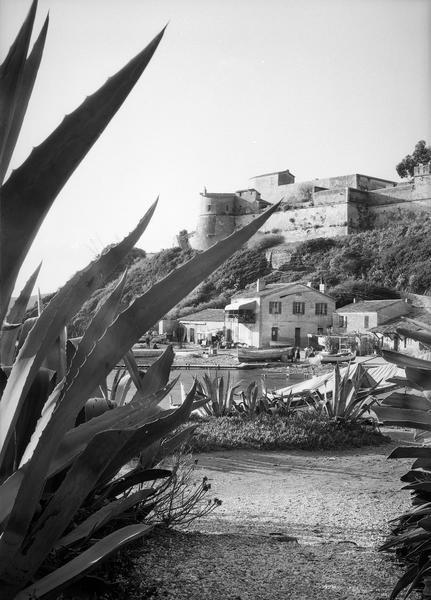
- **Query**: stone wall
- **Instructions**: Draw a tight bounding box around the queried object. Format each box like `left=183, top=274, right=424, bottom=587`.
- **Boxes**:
left=235, top=200, right=349, bottom=243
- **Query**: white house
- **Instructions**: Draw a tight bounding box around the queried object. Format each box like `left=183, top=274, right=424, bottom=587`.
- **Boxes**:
left=179, top=308, right=225, bottom=343
left=334, top=299, right=411, bottom=334
left=225, top=280, right=335, bottom=348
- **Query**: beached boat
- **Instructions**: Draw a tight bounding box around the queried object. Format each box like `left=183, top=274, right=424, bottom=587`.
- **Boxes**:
left=237, top=346, right=294, bottom=363
left=131, top=347, right=164, bottom=358
left=319, top=350, right=356, bottom=364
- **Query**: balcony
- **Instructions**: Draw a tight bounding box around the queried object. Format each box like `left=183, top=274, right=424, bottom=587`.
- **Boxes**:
left=225, top=309, right=256, bottom=324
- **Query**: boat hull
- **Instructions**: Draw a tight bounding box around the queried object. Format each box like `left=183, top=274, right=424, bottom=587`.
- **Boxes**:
left=320, top=351, right=356, bottom=364
left=238, top=346, right=294, bottom=363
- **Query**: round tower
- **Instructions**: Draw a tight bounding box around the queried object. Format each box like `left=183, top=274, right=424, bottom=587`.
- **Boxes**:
left=192, top=192, right=237, bottom=250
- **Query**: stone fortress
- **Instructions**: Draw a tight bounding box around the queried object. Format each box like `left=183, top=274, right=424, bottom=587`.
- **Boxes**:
left=189, top=163, right=431, bottom=251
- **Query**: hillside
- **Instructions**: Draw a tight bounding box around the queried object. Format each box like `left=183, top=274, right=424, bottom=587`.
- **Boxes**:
left=63, top=216, right=431, bottom=335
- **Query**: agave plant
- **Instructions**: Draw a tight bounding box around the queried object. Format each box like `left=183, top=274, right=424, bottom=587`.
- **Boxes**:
left=304, top=363, right=381, bottom=421
left=0, top=3, right=277, bottom=597
left=195, top=372, right=243, bottom=417
left=373, top=329, right=431, bottom=599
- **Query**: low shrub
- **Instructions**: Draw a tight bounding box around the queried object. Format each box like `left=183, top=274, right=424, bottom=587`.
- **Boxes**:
left=185, top=413, right=389, bottom=452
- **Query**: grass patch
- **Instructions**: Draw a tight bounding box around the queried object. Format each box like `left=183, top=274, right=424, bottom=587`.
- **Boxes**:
left=186, top=413, right=389, bottom=452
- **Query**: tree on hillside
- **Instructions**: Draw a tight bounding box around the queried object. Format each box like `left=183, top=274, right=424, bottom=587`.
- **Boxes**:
left=396, top=140, right=431, bottom=178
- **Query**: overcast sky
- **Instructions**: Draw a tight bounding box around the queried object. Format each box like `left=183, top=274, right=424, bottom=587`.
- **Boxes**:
left=2, top=0, right=430, bottom=293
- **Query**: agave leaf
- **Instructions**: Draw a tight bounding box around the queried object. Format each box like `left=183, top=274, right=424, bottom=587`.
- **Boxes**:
left=95, top=382, right=197, bottom=489
left=0, top=263, right=41, bottom=365
left=68, top=271, right=128, bottom=386
left=381, top=391, right=431, bottom=412
left=100, top=468, right=171, bottom=501
left=0, top=385, right=196, bottom=580
left=397, top=327, right=431, bottom=348
left=0, top=0, right=37, bottom=182
left=15, top=524, right=153, bottom=600
left=0, top=201, right=157, bottom=467
left=157, top=425, right=197, bottom=460
left=389, top=447, right=431, bottom=460
left=55, top=488, right=154, bottom=550
left=405, top=367, right=431, bottom=390
left=0, top=15, right=49, bottom=184
left=123, top=350, right=144, bottom=392
left=382, top=350, right=431, bottom=371
left=388, top=565, right=419, bottom=600
left=0, top=27, right=165, bottom=322
left=4, top=428, right=140, bottom=580
left=135, top=345, right=175, bottom=399
left=0, top=381, right=175, bottom=526
left=374, top=406, right=431, bottom=431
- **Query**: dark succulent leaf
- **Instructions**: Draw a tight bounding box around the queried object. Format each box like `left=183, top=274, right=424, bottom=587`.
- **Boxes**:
left=388, top=564, right=419, bottom=600
left=55, top=488, right=154, bottom=550
left=401, top=470, right=431, bottom=483
left=0, top=26, right=165, bottom=322
left=389, top=447, right=431, bottom=459
left=382, top=350, right=431, bottom=371
left=1, top=263, right=41, bottom=365
left=101, top=468, right=171, bottom=500
left=0, top=0, right=37, bottom=182
left=381, top=391, right=431, bottom=411
left=0, top=14, right=49, bottom=184
left=397, top=327, right=431, bottom=348
left=374, top=406, right=431, bottom=431
left=405, top=367, right=431, bottom=390
left=15, top=524, right=153, bottom=600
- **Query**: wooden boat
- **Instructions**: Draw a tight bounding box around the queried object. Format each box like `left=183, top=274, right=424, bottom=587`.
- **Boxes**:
left=319, top=350, right=356, bottom=364
left=237, top=346, right=294, bottom=363
left=131, top=347, right=164, bottom=358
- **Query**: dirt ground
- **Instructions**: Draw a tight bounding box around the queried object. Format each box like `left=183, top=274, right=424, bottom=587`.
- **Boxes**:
left=132, top=440, right=421, bottom=600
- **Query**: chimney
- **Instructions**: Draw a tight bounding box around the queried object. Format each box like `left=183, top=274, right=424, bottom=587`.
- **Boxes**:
left=256, top=278, right=266, bottom=292
left=319, top=281, right=325, bottom=294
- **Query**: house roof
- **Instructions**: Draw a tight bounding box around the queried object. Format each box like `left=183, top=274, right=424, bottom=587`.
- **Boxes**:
left=232, top=282, right=334, bottom=301
left=179, top=308, right=226, bottom=323
left=336, top=299, right=403, bottom=314
left=369, top=310, right=431, bottom=335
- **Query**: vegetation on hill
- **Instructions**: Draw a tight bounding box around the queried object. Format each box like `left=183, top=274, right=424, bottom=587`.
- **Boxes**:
left=66, top=216, right=431, bottom=334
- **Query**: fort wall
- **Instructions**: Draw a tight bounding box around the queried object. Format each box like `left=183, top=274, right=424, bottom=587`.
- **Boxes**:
left=190, top=166, right=431, bottom=251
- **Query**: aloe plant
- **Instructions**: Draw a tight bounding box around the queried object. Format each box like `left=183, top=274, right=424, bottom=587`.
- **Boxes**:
left=0, top=3, right=277, bottom=597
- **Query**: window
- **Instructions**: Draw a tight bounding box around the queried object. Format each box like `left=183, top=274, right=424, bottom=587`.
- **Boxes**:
left=317, top=327, right=324, bottom=335
left=339, top=315, right=347, bottom=328
left=269, top=301, right=282, bottom=314
left=364, top=315, right=369, bottom=328
left=315, top=303, right=328, bottom=316
left=207, top=205, right=211, bottom=211
left=292, top=302, right=305, bottom=315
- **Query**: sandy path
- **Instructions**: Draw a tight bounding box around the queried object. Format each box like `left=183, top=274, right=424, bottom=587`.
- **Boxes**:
left=131, top=442, right=421, bottom=599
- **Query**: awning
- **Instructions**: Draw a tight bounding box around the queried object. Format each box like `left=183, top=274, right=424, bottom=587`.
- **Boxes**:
left=225, top=300, right=256, bottom=311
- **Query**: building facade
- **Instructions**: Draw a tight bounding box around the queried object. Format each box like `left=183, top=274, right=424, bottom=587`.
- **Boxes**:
left=334, top=299, right=411, bottom=334
left=179, top=308, right=226, bottom=343
left=225, top=280, right=335, bottom=348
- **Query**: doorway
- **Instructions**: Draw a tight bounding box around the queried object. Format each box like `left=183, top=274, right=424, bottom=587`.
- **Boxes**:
left=294, top=327, right=301, bottom=347
left=271, top=327, right=279, bottom=342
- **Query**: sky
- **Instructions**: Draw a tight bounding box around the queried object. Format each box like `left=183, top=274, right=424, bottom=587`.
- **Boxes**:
left=2, top=0, right=431, bottom=294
